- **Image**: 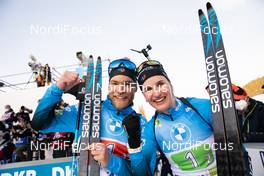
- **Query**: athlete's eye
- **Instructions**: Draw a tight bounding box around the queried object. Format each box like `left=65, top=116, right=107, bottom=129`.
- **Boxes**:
left=110, top=81, right=118, bottom=86
left=124, top=81, right=133, bottom=87
left=156, top=80, right=165, bottom=87
left=144, top=86, right=153, bottom=93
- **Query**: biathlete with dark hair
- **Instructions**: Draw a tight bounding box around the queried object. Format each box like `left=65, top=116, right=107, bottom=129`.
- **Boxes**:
left=32, top=58, right=154, bottom=175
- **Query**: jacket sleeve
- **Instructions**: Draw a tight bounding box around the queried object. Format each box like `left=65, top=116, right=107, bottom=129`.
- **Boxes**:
left=129, top=118, right=158, bottom=176
left=105, top=153, right=132, bottom=175
left=31, top=84, right=63, bottom=131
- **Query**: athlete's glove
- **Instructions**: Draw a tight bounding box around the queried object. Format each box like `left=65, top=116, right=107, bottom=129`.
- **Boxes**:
left=122, top=113, right=141, bottom=149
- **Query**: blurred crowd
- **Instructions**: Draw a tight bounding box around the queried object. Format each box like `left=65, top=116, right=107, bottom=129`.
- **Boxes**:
left=0, top=103, right=74, bottom=165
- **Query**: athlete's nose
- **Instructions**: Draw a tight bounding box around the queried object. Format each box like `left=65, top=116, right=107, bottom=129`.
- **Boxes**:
left=152, top=86, right=161, bottom=98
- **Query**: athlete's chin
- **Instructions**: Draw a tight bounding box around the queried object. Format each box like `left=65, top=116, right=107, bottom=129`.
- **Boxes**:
left=112, top=99, right=130, bottom=110
left=151, top=101, right=170, bottom=113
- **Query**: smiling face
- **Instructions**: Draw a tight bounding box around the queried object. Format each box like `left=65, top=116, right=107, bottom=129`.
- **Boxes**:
left=108, top=75, right=137, bottom=110
left=142, top=75, right=175, bottom=113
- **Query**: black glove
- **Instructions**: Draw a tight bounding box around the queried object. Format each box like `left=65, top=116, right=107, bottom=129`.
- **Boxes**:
left=122, top=113, right=141, bottom=149
left=65, top=82, right=85, bottom=100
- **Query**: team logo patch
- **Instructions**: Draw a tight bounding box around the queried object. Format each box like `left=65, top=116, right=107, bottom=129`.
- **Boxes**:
left=106, top=119, right=124, bottom=136
left=170, top=123, right=191, bottom=143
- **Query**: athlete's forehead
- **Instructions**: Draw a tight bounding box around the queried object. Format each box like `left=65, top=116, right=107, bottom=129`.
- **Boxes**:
left=109, top=75, right=134, bottom=84
left=143, top=75, right=169, bottom=87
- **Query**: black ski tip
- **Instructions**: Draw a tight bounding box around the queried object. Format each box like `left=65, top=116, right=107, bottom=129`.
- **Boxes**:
left=89, top=55, right=93, bottom=58
left=206, top=2, right=212, bottom=9
left=198, top=9, right=203, bottom=16
left=97, top=56, right=101, bottom=60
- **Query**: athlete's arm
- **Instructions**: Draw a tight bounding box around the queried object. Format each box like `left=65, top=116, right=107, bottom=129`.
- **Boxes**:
left=31, top=84, right=63, bottom=130
left=32, top=71, right=80, bottom=131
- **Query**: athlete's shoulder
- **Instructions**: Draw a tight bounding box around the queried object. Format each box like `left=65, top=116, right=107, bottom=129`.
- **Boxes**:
left=184, top=97, right=211, bottom=108
left=184, top=97, right=213, bottom=125
left=183, top=97, right=211, bottom=116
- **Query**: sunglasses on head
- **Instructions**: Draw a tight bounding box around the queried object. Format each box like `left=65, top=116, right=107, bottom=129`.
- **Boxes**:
left=108, top=59, right=136, bottom=74
left=136, top=60, right=162, bottom=74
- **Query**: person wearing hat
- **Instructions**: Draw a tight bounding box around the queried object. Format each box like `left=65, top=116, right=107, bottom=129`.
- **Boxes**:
left=232, top=84, right=264, bottom=142
left=32, top=58, right=150, bottom=175
left=124, top=60, right=217, bottom=176
left=1, top=105, right=15, bottom=124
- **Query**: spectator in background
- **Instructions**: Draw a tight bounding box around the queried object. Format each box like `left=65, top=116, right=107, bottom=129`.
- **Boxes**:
left=1, top=105, right=15, bottom=124
left=11, top=119, right=32, bottom=162
left=0, top=121, right=16, bottom=164
left=206, top=84, right=264, bottom=142
left=16, top=106, right=33, bottom=123
left=51, top=132, right=73, bottom=158
left=232, top=84, right=264, bottom=142
left=30, top=131, right=46, bottom=160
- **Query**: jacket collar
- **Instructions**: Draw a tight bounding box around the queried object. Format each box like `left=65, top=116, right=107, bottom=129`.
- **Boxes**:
left=168, top=98, right=182, bottom=114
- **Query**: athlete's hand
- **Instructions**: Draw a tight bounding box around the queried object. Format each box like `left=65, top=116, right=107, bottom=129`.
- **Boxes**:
left=123, top=113, right=141, bottom=149
left=56, top=71, right=80, bottom=91
left=90, top=143, right=109, bottom=168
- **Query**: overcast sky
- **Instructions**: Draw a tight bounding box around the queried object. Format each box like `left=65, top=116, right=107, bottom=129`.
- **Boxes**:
left=0, top=0, right=263, bottom=116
